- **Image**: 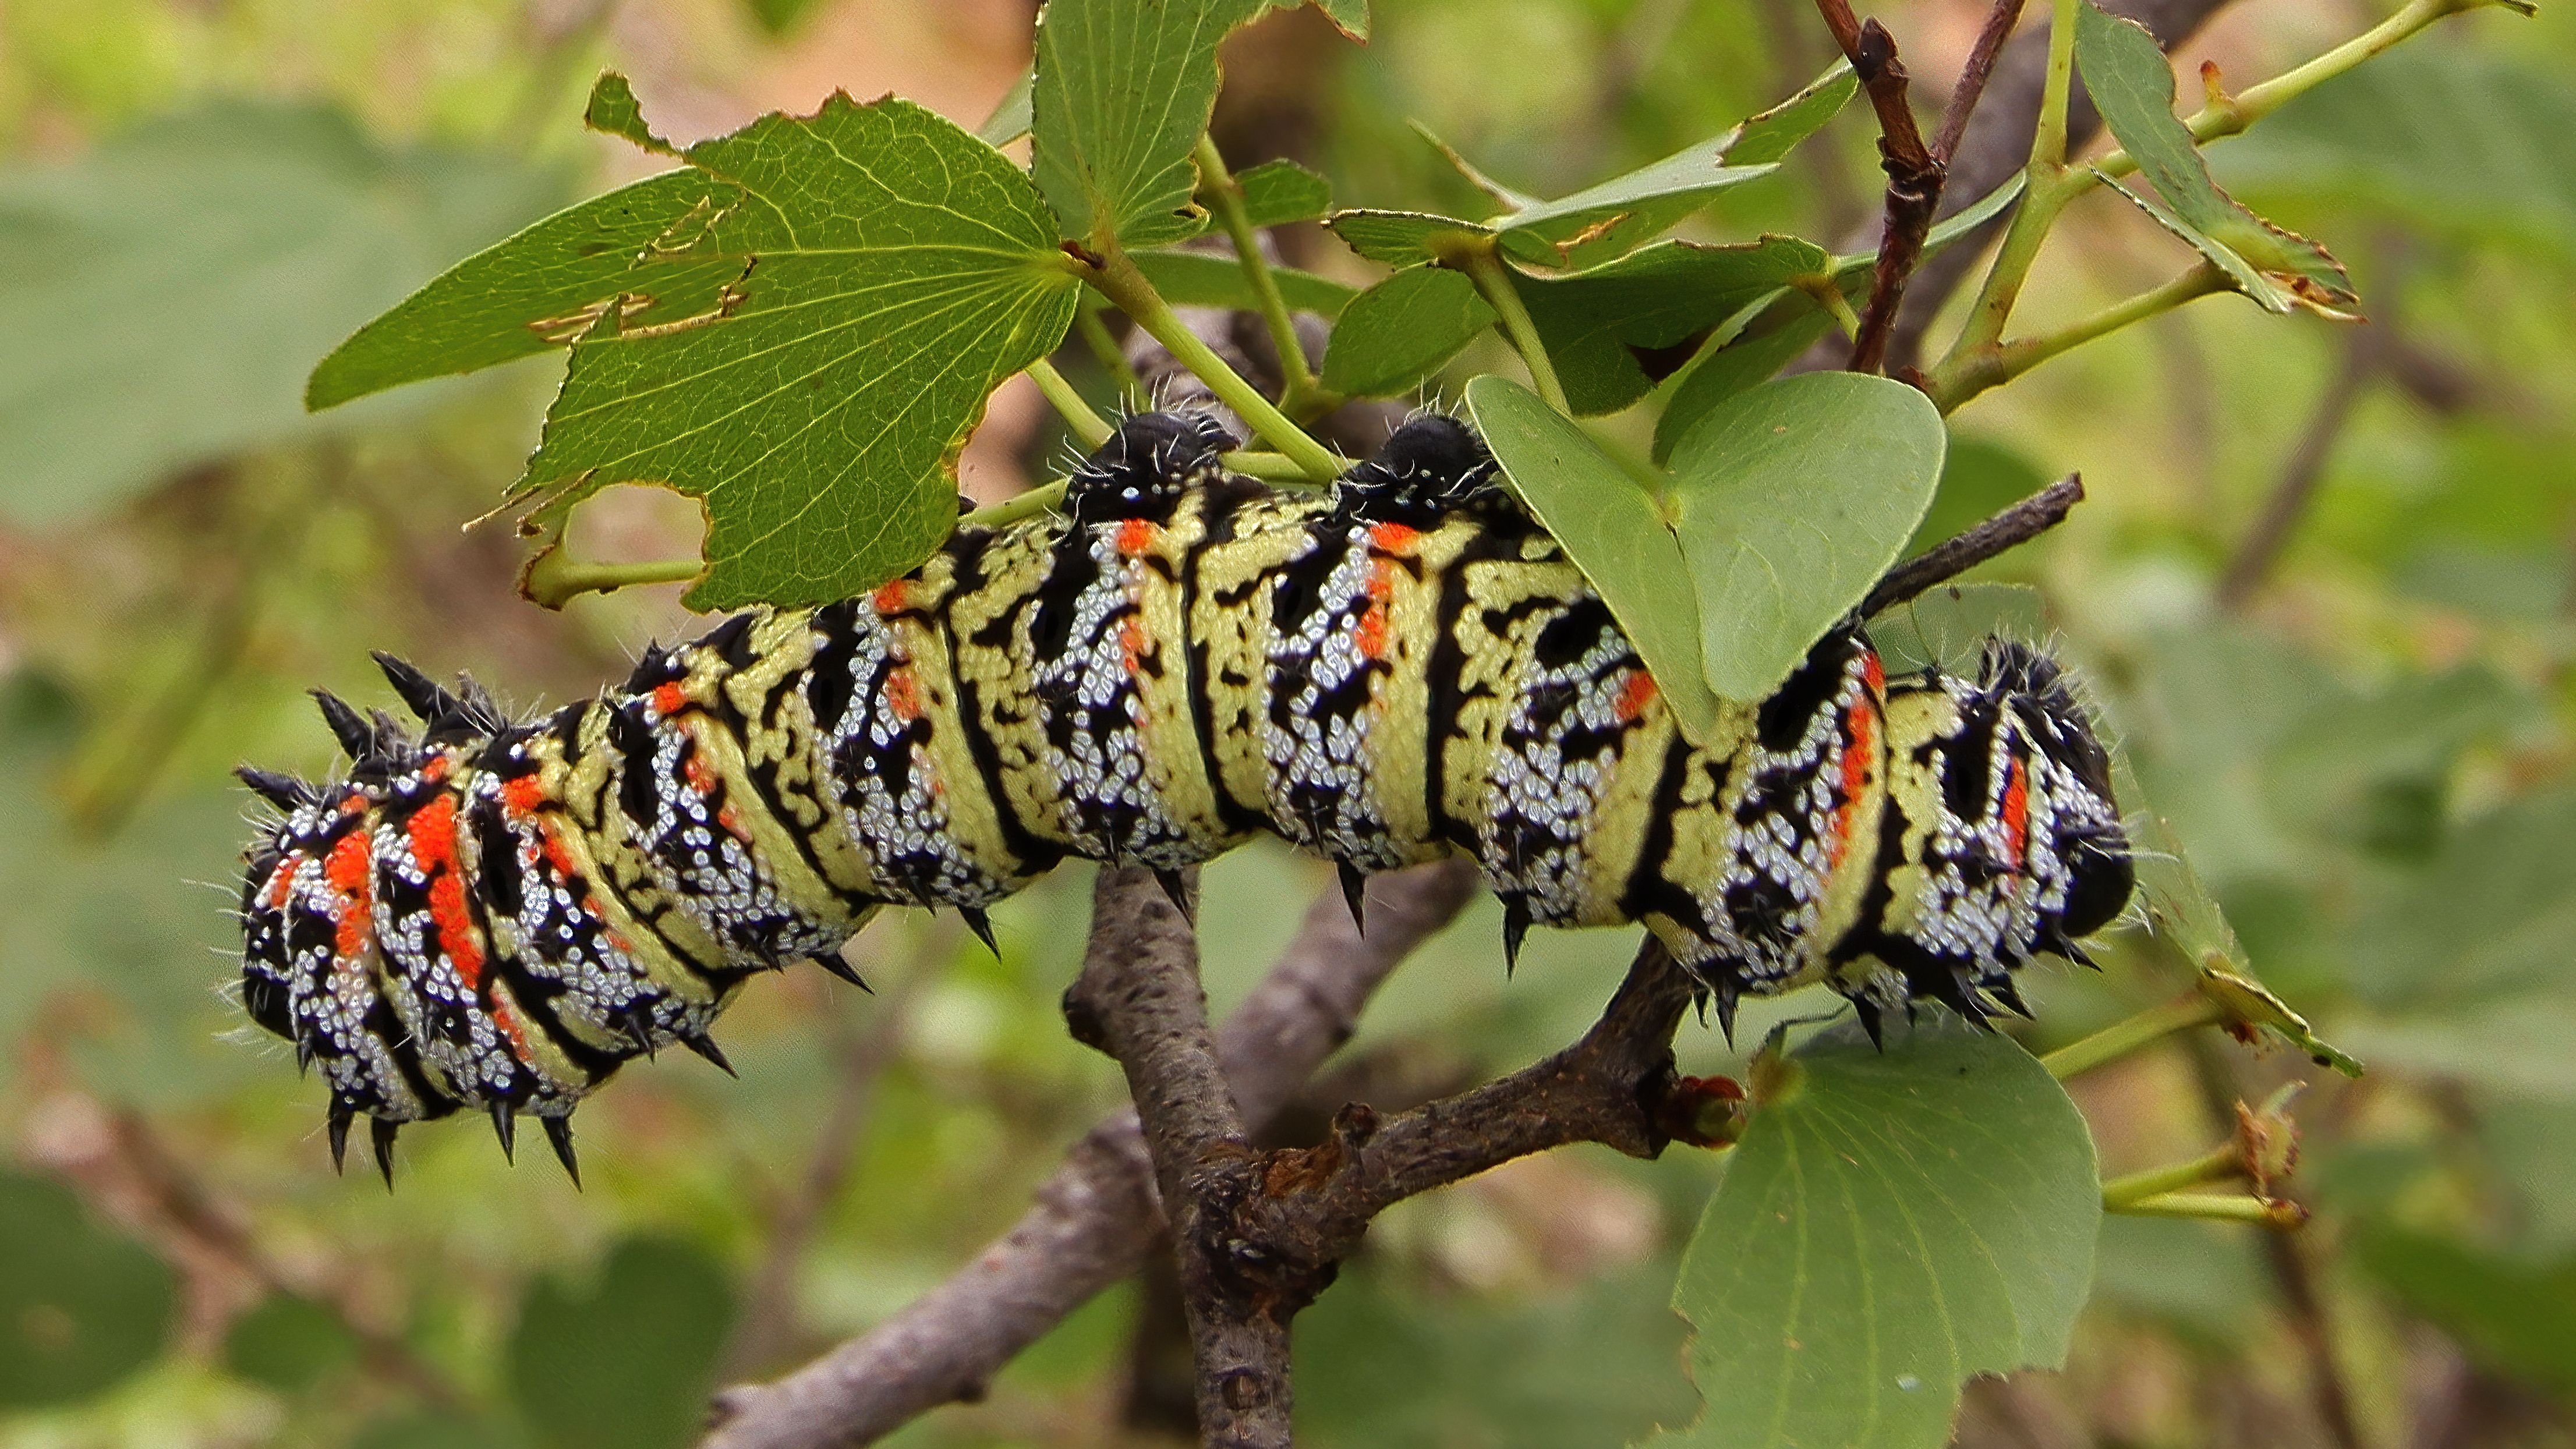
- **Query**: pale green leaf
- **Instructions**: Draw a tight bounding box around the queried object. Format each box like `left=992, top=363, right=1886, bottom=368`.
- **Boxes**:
left=1233, top=157, right=1333, bottom=227
left=1127, top=249, right=1355, bottom=317
left=976, top=67, right=1035, bottom=147
left=1725, top=61, right=1859, bottom=166
left=509, top=79, right=1079, bottom=608
left=1867, top=582, right=2048, bottom=675
left=1665, top=373, right=1945, bottom=700
left=1310, top=0, right=1369, bottom=40
left=1032, top=0, right=1262, bottom=249
left=1320, top=265, right=1495, bottom=397
left=1323, top=208, right=1494, bottom=267
left=2074, top=2, right=2355, bottom=314
left=507, top=1237, right=735, bottom=1449
left=1463, top=375, right=1727, bottom=746
left=1654, top=1017, right=2100, bottom=1449
left=0, top=102, right=562, bottom=523
left=1520, top=235, right=1831, bottom=415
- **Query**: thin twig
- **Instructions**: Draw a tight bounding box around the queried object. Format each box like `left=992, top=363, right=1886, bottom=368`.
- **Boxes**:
left=1811, top=0, right=1944, bottom=376
left=699, top=860, right=1481, bottom=1449
left=1862, top=473, right=2084, bottom=617
left=1931, top=0, right=2032, bottom=162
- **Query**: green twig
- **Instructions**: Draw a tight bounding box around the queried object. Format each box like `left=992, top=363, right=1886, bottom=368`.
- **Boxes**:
left=961, top=479, right=1068, bottom=531
left=1028, top=357, right=1114, bottom=450
left=1452, top=240, right=1572, bottom=415
left=1194, top=136, right=1336, bottom=419
left=2101, top=1142, right=2243, bottom=1209
left=1931, top=261, right=2228, bottom=412
left=2042, top=991, right=2224, bottom=1080
left=521, top=551, right=703, bottom=608
left=1222, top=451, right=1324, bottom=483
left=2032, top=0, right=2081, bottom=169
left=2109, top=1192, right=2308, bottom=1229
left=1073, top=308, right=1145, bottom=403
left=1082, top=248, right=1346, bottom=480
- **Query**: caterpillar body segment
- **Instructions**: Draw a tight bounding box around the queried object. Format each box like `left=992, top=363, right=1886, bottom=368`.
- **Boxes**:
left=236, top=412, right=2132, bottom=1177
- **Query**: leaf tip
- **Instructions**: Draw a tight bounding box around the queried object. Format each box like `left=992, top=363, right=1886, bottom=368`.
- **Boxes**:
left=585, top=72, right=682, bottom=158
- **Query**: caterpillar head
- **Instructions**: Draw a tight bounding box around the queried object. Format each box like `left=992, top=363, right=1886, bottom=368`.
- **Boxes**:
left=1859, top=637, right=2132, bottom=1020
left=1332, top=413, right=1503, bottom=524
left=1066, top=409, right=1240, bottom=525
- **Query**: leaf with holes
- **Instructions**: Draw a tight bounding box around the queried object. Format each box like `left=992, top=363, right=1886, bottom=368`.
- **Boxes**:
left=1649, top=1016, right=2100, bottom=1449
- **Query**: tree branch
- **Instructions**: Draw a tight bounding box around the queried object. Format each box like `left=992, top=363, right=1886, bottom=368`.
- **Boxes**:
left=699, top=859, right=1481, bottom=1449
left=1862, top=472, right=2084, bottom=617
left=1811, top=1, right=1943, bottom=376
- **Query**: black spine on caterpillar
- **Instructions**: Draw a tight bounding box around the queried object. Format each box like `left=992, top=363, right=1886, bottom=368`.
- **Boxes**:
left=233, top=411, right=2132, bottom=1181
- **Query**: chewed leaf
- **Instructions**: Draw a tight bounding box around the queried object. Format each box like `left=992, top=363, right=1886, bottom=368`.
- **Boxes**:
left=2075, top=2, right=2357, bottom=316
left=470, top=77, right=1080, bottom=610
left=1651, top=1016, right=2100, bottom=1449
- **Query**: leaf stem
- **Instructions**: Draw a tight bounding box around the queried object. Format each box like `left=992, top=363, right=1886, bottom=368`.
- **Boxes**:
left=1194, top=136, right=1336, bottom=418
left=1073, top=307, right=1145, bottom=403
left=1027, top=357, right=1114, bottom=450
left=1931, top=261, right=2228, bottom=412
left=521, top=552, right=704, bottom=609
left=2101, top=1143, right=2243, bottom=1209
left=1222, top=450, right=1324, bottom=483
left=1083, top=247, right=1346, bottom=481
left=960, top=480, right=1067, bottom=531
left=2032, top=0, right=2081, bottom=169
left=2041, top=991, right=2224, bottom=1080
left=1453, top=240, right=1572, bottom=415
left=2108, top=1192, right=2308, bottom=1229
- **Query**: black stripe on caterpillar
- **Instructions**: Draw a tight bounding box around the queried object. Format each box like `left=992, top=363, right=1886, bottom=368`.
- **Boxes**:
left=233, top=411, right=2132, bottom=1182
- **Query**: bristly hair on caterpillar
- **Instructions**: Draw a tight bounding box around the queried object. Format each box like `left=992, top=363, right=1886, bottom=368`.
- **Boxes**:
left=233, top=410, right=2130, bottom=1185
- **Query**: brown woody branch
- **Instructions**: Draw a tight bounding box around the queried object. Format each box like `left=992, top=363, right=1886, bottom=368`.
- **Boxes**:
left=1812, top=0, right=1944, bottom=377
left=700, top=859, right=1481, bottom=1449
left=1863, top=473, right=2084, bottom=618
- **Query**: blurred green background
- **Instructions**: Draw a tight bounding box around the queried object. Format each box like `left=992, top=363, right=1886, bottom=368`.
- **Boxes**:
left=2, top=1, right=2573, bottom=1445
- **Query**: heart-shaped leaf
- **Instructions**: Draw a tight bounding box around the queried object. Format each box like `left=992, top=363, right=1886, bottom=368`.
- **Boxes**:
left=1666, top=373, right=1945, bottom=700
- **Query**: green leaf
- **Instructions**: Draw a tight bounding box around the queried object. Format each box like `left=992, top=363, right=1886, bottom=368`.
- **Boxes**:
left=1464, top=374, right=1728, bottom=746
left=1310, top=0, right=1369, bottom=39
left=0, top=102, right=562, bottom=525
left=1328, top=66, right=1848, bottom=275
left=1653, top=1017, right=2100, bottom=1449
left=2215, top=48, right=2576, bottom=266
left=1127, top=249, right=1355, bottom=317
left=977, top=68, right=1035, bottom=147
left=2345, top=789, right=2576, bottom=1008
left=305, top=170, right=746, bottom=410
left=1233, top=157, right=1333, bottom=228
left=1665, top=373, right=1945, bottom=700
left=476, top=77, right=1078, bottom=608
left=1650, top=177, right=2025, bottom=462
left=1520, top=235, right=1831, bottom=416
left=1867, top=582, right=2048, bottom=675
left=1323, top=208, right=1496, bottom=267
left=0, top=1171, right=176, bottom=1408
left=223, top=1295, right=359, bottom=1394
left=1032, top=0, right=1262, bottom=249
left=1319, top=265, right=1496, bottom=398
left=507, top=1236, right=737, bottom=1449
left=2073, top=2, right=2355, bottom=316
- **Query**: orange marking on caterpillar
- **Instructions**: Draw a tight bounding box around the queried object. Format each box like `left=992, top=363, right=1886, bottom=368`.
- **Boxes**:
left=1824, top=699, right=1880, bottom=874
left=883, top=668, right=920, bottom=722
left=1117, top=518, right=1158, bottom=558
left=1862, top=648, right=1885, bottom=693
left=491, top=995, right=537, bottom=1065
left=872, top=579, right=911, bottom=614
left=324, top=834, right=374, bottom=959
left=1615, top=671, right=1658, bottom=724
left=405, top=795, right=486, bottom=990
left=1119, top=611, right=1148, bottom=674
left=1368, top=521, right=1420, bottom=555
left=263, top=855, right=301, bottom=909
left=652, top=682, right=690, bottom=718
left=501, top=775, right=547, bottom=817
left=1999, top=757, right=2030, bottom=866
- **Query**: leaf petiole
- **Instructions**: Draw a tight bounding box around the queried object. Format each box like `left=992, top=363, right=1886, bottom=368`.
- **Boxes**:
left=2107, top=1192, right=2308, bottom=1229
left=1081, top=247, right=1347, bottom=481
left=1072, top=308, right=1145, bottom=403
left=1194, top=136, right=1338, bottom=419
left=1027, top=357, right=1114, bottom=450
left=1451, top=239, right=1572, bottom=415
left=2041, top=991, right=2224, bottom=1080
left=1930, top=261, right=2228, bottom=412
left=2100, top=1143, right=2244, bottom=1209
